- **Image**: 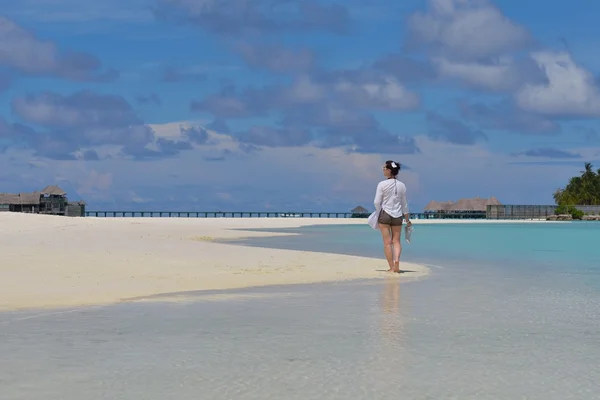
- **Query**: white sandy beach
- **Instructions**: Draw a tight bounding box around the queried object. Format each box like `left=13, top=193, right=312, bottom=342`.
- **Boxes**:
left=0, top=214, right=434, bottom=312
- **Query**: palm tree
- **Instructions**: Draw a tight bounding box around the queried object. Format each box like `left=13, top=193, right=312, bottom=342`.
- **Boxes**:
left=554, top=162, right=600, bottom=206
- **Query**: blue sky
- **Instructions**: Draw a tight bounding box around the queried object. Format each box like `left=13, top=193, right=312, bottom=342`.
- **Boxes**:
left=1, top=0, right=599, bottom=212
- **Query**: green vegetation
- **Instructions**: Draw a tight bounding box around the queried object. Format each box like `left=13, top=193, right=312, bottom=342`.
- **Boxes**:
left=553, top=162, right=600, bottom=206
left=555, top=204, right=584, bottom=220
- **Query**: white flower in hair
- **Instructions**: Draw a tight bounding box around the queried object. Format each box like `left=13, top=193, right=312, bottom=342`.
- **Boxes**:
left=391, top=162, right=397, bottom=168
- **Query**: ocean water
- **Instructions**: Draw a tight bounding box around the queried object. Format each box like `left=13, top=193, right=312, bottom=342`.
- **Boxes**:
left=2, top=222, right=600, bottom=399
left=229, top=222, right=600, bottom=289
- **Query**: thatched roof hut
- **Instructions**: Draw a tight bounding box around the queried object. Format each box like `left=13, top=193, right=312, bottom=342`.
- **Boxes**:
left=352, top=206, right=368, bottom=213
left=0, top=192, right=41, bottom=205
left=487, top=196, right=501, bottom=206
left=425, top=197, right=502, bottom=212
left=424, top=200, right=454, bottom=211
left=41, top=185, right=67, bottom=196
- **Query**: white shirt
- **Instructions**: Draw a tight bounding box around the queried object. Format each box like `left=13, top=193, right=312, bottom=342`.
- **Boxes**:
left=373, top=178, right=409, bottom=218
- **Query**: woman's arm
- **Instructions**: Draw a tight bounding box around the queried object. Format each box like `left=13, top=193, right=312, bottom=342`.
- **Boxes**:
left=400, top=185, right=411, bottom=224
left=373, top=182, right=383, bottom=210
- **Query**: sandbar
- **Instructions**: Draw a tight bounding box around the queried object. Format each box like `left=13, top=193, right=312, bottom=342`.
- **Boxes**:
left=0, top=213, right=429, bottom=312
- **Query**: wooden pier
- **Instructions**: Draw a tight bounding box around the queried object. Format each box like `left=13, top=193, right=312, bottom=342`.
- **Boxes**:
left=84, top=211, right=488, bottom=219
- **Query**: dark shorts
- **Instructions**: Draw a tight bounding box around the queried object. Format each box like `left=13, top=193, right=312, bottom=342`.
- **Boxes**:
left=378, top=210, right=403, bottom=226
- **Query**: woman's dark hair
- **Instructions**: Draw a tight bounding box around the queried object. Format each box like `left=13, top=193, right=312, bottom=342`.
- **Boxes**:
left=384, top=160, right=401, bottom=176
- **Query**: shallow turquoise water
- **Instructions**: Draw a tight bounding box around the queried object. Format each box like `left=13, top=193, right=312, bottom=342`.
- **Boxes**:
left=229, top=222, right=600, bottom=290
left=2, top=221, right=600, bottom=399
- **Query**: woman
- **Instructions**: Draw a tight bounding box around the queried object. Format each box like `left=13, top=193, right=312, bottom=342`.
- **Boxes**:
left=372, top=160, right=411, bottom=273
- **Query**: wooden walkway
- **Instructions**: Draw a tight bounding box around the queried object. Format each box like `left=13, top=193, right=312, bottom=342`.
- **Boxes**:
left=84, top=211, right=488, bottom=219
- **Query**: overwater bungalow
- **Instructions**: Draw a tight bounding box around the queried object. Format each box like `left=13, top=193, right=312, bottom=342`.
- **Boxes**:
left=351, top=206, right=369, bottom=218
left=424, top=197, right=502, bottom=218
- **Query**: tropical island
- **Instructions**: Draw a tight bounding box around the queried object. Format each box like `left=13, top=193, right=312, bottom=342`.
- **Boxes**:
left=550, top=162, right=600, bottom=220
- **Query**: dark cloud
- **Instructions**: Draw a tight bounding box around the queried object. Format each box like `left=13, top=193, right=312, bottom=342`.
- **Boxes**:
left=230, top=106, right=420, bottom=154
left=281, top=103, right=417, bottom=153
left=311, top=68, right=420, bottom=111
left=12, top=90, right=142, bottom=129
left=82, top=149, right=100, bottom=161
left=0, top=16, right=117, bottom=82
left=160, top=66, right=207, bottom=83
left=156, top=137, right=193, bottom=154
left=234, top=41, right=316, bottom=73
left=154, top=0, right=349, bottom=36
left=238, top=143, right=261, bottom=153
left=190, top=84, right=271, bottom=118
left=204, top=156, right=226, bottom=162
left=373, top=52, right=546, bottom=94
left=458, top=99, right=561, bottom=135
left=190, top=67, right=421, bottom=153
left=191, top=69, right=419, bottom=119
left=512, top=147, right=581, bottom=159
left=181, top=126, right=211, bottom=145
left=4, top=90, right=201, bottom=160
left=434, top=56, right=548, bottom=93
left=372, top=54, right=436, bottom=83
left=207, top=118, right=230, bottom=134
left=136, top=93, right=162, bottom=105
left=426, top=112, right=487, bottom=145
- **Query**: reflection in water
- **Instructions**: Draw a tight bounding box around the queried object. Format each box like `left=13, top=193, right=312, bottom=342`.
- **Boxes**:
left=378, top=276, right=404, bottom=345
left=368, top=276, right=407, bottom=391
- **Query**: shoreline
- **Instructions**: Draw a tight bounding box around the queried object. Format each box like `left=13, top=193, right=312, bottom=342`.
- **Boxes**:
left=0, top=214, right=429, bottom=312
left=84, top=216, right=556, bottom=225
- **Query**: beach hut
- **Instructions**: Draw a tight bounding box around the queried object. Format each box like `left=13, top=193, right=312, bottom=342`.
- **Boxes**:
left=424, top=200, right=454, bottom=213
left=424, top=200, right=441, bottom=212
left=0, top=185, right=84, bottom=216
left=66, top=200, right=86, bottom=217
left=40, top=185, right=67, bottom=196
left=351, top=206, right=369, bottom=218
left=39, top=185, right=68, bottom=214
left=0, top=192, right=41, bottom=213
left=0, top=193, right=19, bottom=212
left=424, top=196, right=502, bottom=218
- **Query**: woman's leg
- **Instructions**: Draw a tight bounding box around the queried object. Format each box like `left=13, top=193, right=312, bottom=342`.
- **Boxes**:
left=391, top=224, right=402, bottom=272
left=379, top=224, right=394, bottom=271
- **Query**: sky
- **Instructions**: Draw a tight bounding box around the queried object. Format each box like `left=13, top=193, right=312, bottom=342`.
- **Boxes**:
left=1, top=0, right=599, bottom=213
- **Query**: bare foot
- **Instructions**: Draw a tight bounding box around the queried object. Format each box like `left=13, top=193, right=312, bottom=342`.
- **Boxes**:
left=393, top=261, right=400, bottom=273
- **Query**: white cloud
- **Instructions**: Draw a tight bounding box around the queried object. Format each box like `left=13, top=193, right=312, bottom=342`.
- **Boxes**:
left=434, top=56, right=527, bottom=92
left=515, top=51, right=600, bottom=117
left=281, top=74, right=419, bottom=111
left=233, top=42, right=315, bottom=73
left=287, top=75, right=327, bottom=103
left=333, top=76, right=420, bottom=110
left=408, top=0, right=531, bottom=62
left=149, top=120, right=208, bottom=140
left=2, top=122, right=597, bottom=211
